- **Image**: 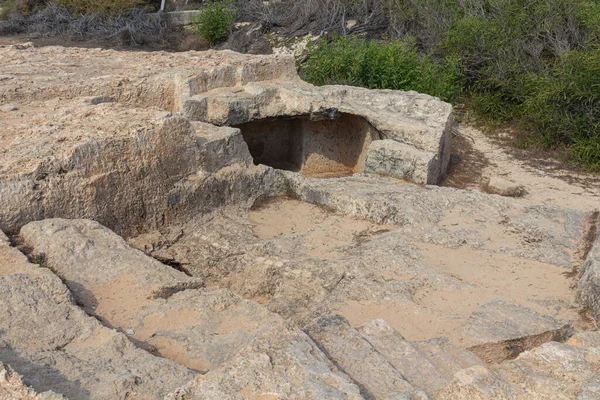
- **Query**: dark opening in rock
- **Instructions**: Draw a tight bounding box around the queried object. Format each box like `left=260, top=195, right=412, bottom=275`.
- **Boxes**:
left=234, top=113, right=380, bottom=178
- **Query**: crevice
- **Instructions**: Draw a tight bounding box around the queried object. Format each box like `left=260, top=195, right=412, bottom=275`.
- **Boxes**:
left=569, top=210, right=600, bottom=279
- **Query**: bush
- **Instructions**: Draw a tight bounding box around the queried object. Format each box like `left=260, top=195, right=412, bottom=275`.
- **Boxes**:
left=53, top=0, right=145, bottom=16
left=193, top=0, right=236, bottom=46
left=300, top=0, right=600, bottom=171
left=0, top=2, right=171, bottom=45
left=302, top=36, right=463, bottom=102
left=1, top=0, right=46, bottom=20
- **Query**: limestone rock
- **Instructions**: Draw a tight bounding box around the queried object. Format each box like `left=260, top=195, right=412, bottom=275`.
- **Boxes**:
left=436, top=366, right=516, bottom=400
left=20, top=219, right=290, bottom=373
left=0, top=362, right=64, bottom=400
left=365, top=139, right=437, bottom=184
left=450, top=299, right=574, bottom=363
left=484, top=177, right=526, bottom=198
left=0, top=272, right=194, bottom=400
left=20, top=218, right=204, bottom=302
left=492, top=331, right=600, bottom=399
left=166, top=325, right=364, bottom=400
left=357, top=319, right=448, bottom=396
left=305, top=314, right=419, bottom=400
left=0, top=101, right=280, bottom=237
left=411, top=337, right=486, bottom=382
left=0, top=103, right=18, bottom=112
left=577, top=212, right=600, bottom=325
left=183, top=81, right=453, bottom=184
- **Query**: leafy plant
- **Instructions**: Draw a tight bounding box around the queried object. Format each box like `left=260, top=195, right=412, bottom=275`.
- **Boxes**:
left=302, top=36, right=463, bottom=102
left=192, top=0, right=236, bottom=46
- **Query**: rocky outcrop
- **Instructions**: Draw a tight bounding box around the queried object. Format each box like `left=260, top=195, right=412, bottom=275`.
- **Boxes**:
left=449, top=299, right=573, bottom=364
left=577, top=212, right=600, bottom=325
left=0, top=362, right=64, bottom=400
left=305, top=314, right=421, bottom=400
left=182, top=81, right=453, bottom=184
left=0, top=100, right=283, bottom=237
left=2, top=44, right=599, bottom=400
left=0, top=232, right=195, bottom=400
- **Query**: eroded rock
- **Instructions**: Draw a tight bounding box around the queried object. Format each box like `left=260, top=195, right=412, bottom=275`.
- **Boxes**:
left=450, top=299, right=574, bottom=363
left=0, top=246, right=194, bottom=399
left=305, top=314, right=420, bottom=400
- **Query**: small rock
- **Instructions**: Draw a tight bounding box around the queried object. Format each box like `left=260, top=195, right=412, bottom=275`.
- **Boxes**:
left=484, top=176, right=526, bottom=197
left=126, top=329, right=135, bottom=335
left=0, top=104, right=19, bottom=112
left=90, top=96, right=115, bottom=105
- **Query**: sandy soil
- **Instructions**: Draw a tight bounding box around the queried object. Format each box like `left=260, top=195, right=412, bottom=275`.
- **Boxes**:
left=248, top=197, right=595, bottom=342
left=249, top=197, right=389, bottom=259
left=444, top=124, right=600, bottom=212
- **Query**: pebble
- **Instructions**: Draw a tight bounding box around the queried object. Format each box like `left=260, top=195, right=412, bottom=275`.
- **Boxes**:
left=0, top=104, right=19, bottom=112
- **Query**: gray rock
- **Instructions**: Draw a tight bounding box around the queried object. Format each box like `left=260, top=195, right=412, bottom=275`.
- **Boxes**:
left=0, top=272, right=194, bottom=400
left=0, top=103, right=18, bottom=112
left=577, top=212, right=600, bottom=325
left=0, top=362, right=65, bottom=400
left=411, top=337, right=486, bottom=382
left=450, top=299, right=574, bottom=363
left=484, top=177, right=526, bottom=198
left=20, top=219, right=290, bottom=373
left=436, top=365, right=516, bottom=400
left=357, top=319, right=448, bottom=396
left=492, top=331, right=600, bottom=399
left=183, top=80, right=453, bottom=185
left=365, top=139, right=437, bottom=184
left=166, top=325, right=364, bottom=400
left=305, top=314, right=418, bottom=400
left=89, top=96, right=114, bottom=105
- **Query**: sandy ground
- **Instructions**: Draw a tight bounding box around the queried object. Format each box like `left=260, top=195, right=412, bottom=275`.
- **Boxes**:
left=249, top=196, right=594, bottom=342
left=444, top=124, right=600, bottom=212
left=248, top=121, right=600, bottom=340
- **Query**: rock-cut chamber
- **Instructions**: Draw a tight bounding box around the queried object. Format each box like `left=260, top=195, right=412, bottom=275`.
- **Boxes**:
left=234, top=113, right=380, bottom=178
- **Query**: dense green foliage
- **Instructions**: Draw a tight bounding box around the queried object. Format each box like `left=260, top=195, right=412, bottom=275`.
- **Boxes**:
left=192, top=0, right=236, bottom=45
left=302, top=0, right=600, bottom=171
left=304, top=36, right=463, bottom=102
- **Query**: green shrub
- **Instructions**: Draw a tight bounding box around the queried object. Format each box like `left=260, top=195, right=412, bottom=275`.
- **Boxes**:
left=302, top=36, right=464, bottom=102
left=301, top=0, right=600, bottom=170
left=1, top=0, right=45, bottom=19
left=192, top=0, right=236, bottom=46
left=54, top=0, right=145, bottom=15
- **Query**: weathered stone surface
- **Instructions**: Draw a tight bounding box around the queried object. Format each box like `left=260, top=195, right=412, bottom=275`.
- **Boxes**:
left=0, top=103, right=18, bottom=112
left=193, top=122, right=253, bottom=172
left=436, top=366, right=516, bottom=400
left=492, top=333, right=600, bottom=399
left=20, top=219, right=203, bottom=301
left=166, top=325, right=364, bottom=400
left=365, top=139, right=437, bottom=184
left=0, top=45, right=297, bottom=109
left=305, top=314, right=420, bottom=400
left=0, top=271, right=194, bottom=399
left=411, top=337, right=486, bottom=382
left=20, top=219, right=291, bottom=373
left=484, top=177, right=526, bottom=198
left=0, top=100, right=281, bottom=237
left=284, top=173, right=586, bottom=268
left=450, top=299, right=574, bottom=363
left=358, top=319, right=448, bottom=396
left=577, top=213, right=600, bottom=325
left=184, top=80, right=453, bottom=184
left=0, top=362, right=64, bottom=400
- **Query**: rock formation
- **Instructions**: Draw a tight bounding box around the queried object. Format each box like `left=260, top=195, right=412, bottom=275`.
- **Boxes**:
left=0, top=43, right=598, bottom=399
